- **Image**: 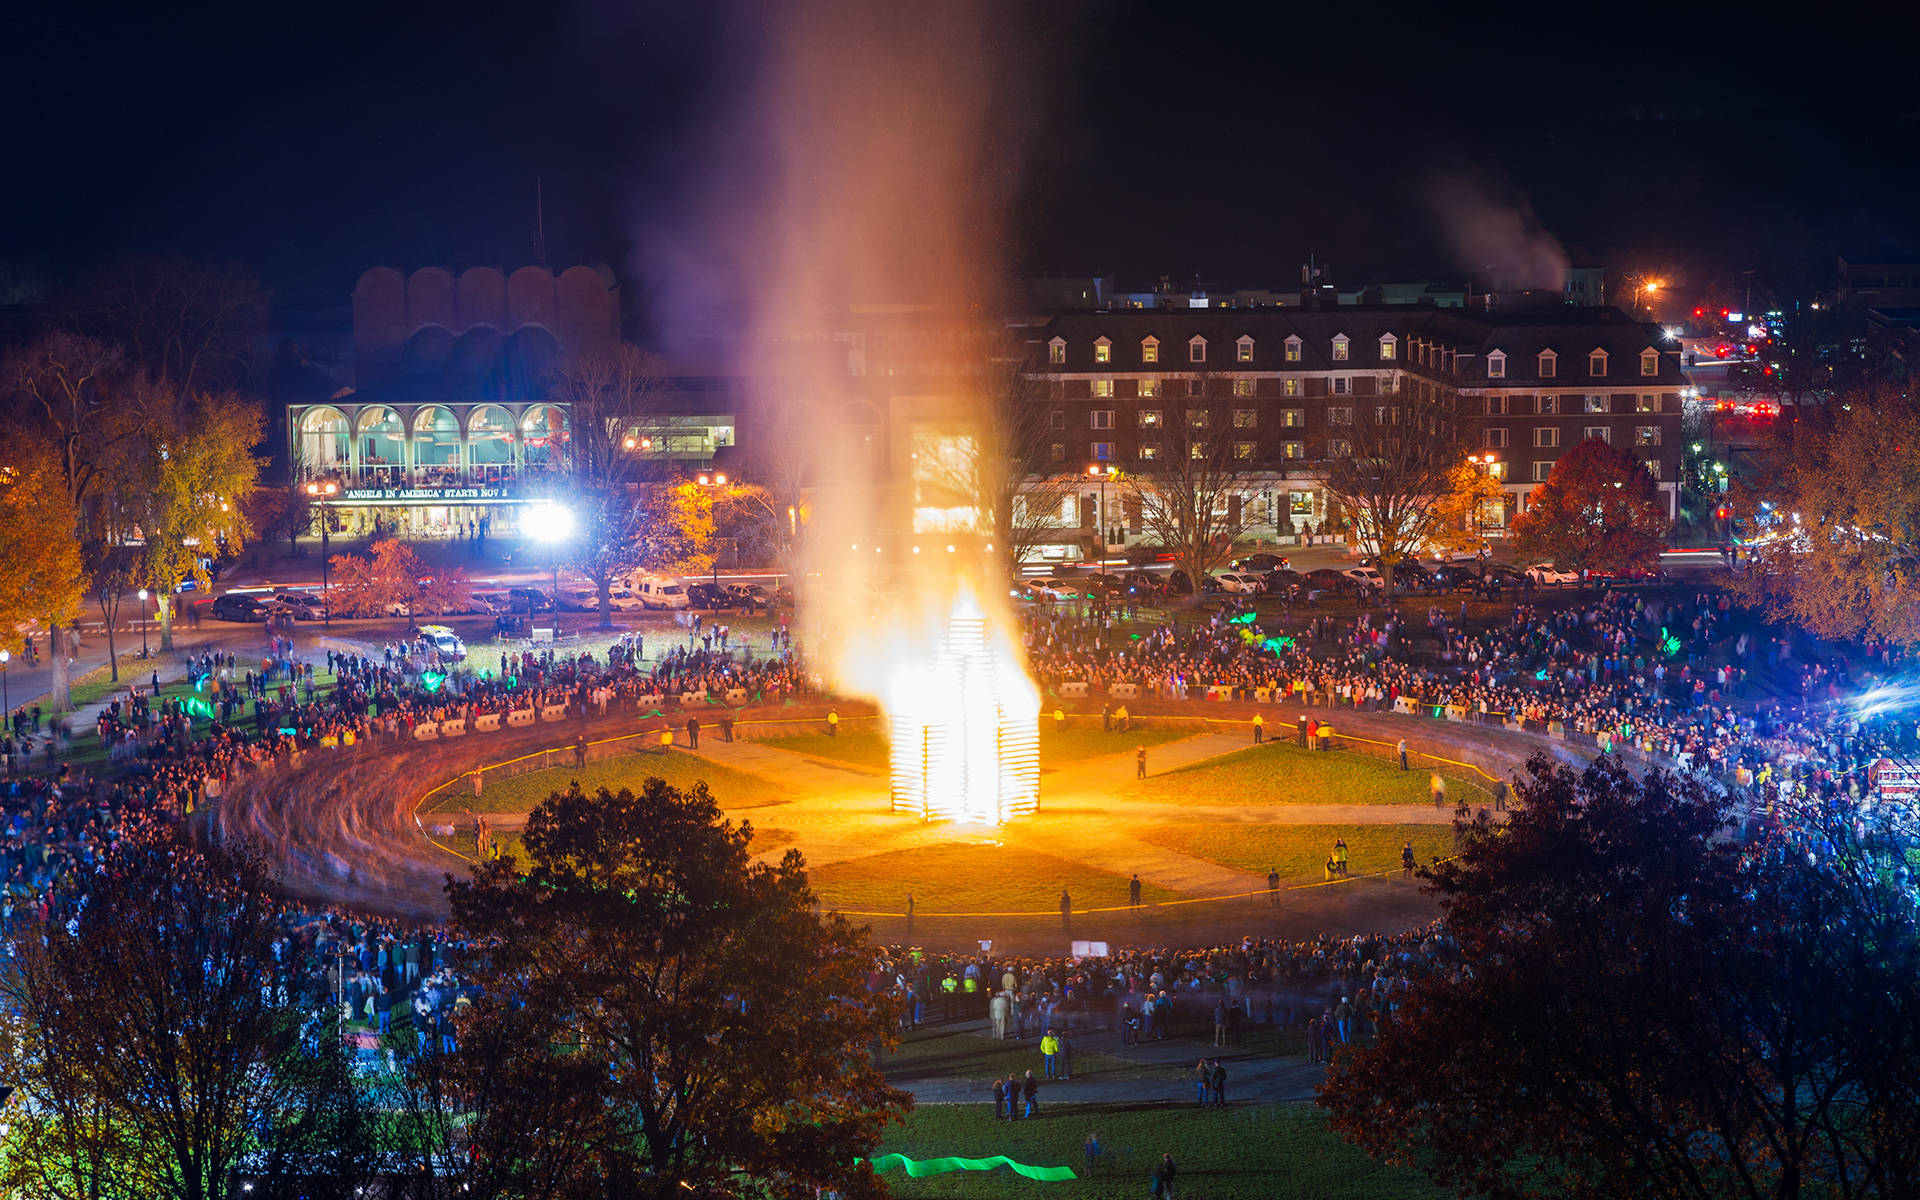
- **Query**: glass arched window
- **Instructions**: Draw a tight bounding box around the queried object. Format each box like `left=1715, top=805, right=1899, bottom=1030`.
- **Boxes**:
left=412, top=406, right=461, bottom=469
left=297, top=407, right=349, bottom=474
left=358, top=406, right=404, bottom=474
left=467, top=404, right=515, bottom=469
left=521, top=404, right=570, bottom=470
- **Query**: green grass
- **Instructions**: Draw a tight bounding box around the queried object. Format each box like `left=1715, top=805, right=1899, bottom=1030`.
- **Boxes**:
left=806, top=845, right=1185, bottom=915
left=883, top=1030, right=1148, bottom=1085
left=875, top=1101, right=1444, bottom=1199
left=1133, top=741, right=1487, bottom=807
left=1135, top=823, right=1456, bottom=882
left=757, top=727, right=1191, bottom=775
left=425, top=750, right=787, bottom=816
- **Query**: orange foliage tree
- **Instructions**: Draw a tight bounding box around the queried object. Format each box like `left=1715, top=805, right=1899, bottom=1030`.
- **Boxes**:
left=326, top=539, right=470, bottom=623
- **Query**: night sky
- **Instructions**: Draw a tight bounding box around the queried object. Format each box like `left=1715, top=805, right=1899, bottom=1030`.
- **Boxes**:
left=6, top=0, right=1917, bottom=327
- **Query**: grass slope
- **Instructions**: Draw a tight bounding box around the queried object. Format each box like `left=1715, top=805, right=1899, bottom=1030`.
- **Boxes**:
left=1136, top=823, right=1456, bottom=881
left=1132, top=741, right=1487, bottom=807
left=424, top=750, right=785, bottom=816
left=807, top=844, right=1185, bottom=915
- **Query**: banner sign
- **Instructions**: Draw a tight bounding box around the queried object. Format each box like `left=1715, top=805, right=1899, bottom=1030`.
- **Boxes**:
left=335, top=485, right=518, bottom=503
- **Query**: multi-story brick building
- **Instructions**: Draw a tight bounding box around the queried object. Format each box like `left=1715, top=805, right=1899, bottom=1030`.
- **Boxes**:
left=1022, top=305, right=1684, bottom=558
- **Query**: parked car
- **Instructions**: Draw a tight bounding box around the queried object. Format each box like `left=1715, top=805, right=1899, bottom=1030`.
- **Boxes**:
left=507, top=587, right=553, bottom=613
left=1082, top=572, right=1126, bottom=596
left=1197, top=574, right=1227, bottom=596
left=725, top=582, right=773, bottom=608
left=771, top=584, right=796, bottom=608
left=1018, top=577, right=1078, bottom=601
left=1214, top=571, right=1264, bottom=595
left=1525, top=563, right=1580, bottom=586
left=1121, top=570, right=1163, bottom=594
left=1166, top=569, right=1196, bottom=595
left=210, top=593, right=269, bottom=622
left=1426, top=564, right=1475, bottom=591
left=1304, top=568, right=1352, bottom=596
left=1343, top=565, right=1384, bottom=588
left=1231, top=552, right=1289, bottom=572
left=1262, top=568, right=1304, bottom=594
left=1591, top=564, right=1667, bottom=587
left=1480, top=563, right=1526, bottom=591
left=687, top=582, right=733, bottom=609
left=273, top=591, right=327, bottom=621
left=1391, top=562, right=1436, bottom=591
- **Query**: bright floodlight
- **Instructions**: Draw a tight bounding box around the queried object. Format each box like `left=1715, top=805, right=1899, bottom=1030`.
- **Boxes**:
left=524, top=503, right=574, bottom=543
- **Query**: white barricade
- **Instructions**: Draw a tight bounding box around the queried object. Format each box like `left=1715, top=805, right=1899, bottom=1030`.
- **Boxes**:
left=1444, top=704, right=1468, bottom=723
left=1393, top=697, right=1416, bottom=715
left=506, top=709, right=536, bottom=728
left=1058, top=682, right=1089, bottom=698
left=679, top=692, right=704, bottom=706
left=1207, top=684, right=1234, bottom=701
left=1109, top=682, right=1140, bottom=699
left=473, top=714, right=501, bottom=733
left=724, top=688, right=748, bottom=705
left=1253, top=687, right=1273, bottom=703
left=411, top=723, right=439, bottom=741
left=539, top=704, right=568, bottom=722
left=440, top=718, right=467, bottom=737
left=637, top=693, right=665, bottom=709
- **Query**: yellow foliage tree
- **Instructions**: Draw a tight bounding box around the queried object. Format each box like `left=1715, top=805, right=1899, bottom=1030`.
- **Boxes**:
left=137, top=392, right=264, bottom=648
left=1428, top=461, right=1507, bottom=557
left=0, top=444, right=87, bottom=656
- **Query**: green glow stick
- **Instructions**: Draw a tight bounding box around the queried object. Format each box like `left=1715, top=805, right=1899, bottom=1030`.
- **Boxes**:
left=863, top=1153, right=1077, bottom=1182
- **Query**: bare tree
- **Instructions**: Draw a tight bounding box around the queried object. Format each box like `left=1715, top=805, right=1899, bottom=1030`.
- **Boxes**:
left=1318, top=378, right=1465, bottom=593
left=63, top=256, right=270, bottom=394
left=544, top=346, right=673, bottom=627
left=979, top=351, right=1079, bottom=571
left=1120, top=376, right=1258, bottom=596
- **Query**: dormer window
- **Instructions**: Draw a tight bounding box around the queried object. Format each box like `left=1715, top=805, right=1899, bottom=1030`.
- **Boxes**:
left=1093, top=336, right=1112, bottom=364
left=1331, top=334, right=1350, bottom=361
left=1236, top=335, right=1254, bottom=363
left=1378, top=333, right=1398, bottom=361
left=1487, top=350, right=1506, bottom=379
left=1189, top=335, right=1207, bottom=363
left=1048, top=337, right=1066, bottom=365
left=1538, top=349, right=1558, bottom=379
left=1284, top=335, right=1302, bottom=363
left=1640, top=348, right=1659, bottom=377
left=1589, top=349, right=1609, bottom=377
left=1141, top=335, right=1159, bottom=364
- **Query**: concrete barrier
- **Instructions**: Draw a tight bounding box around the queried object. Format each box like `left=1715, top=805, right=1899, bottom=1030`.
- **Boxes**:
left=679, top=692, right=705, bottom=706
left=539, top=704, right=568, bottom=722
left=506, top=709, right=536, bottom=728
left=724, top=688, right=748, bottom=705
left=1058, top=682, right=1089, bottom=699
left=1548, top=720, right=1566, bottom=740
left=441, top=718, right=467, bottom=737
left=637, top=694, right=665, bottom=710
left=1109, top=683, right=1140, bottom=700
left=473, top=714, right=501, bottom=733
left=1253, top=687, right=1274, bottom=703
left=411, top=723, right=439, bottom=741
left=1444, top=704, right=1468, bottom=724
left=1206, top=684, right=1234, bottom=701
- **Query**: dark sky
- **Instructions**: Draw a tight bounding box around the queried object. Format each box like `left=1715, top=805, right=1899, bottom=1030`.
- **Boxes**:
left=6, top=0, right=1917, bottom=326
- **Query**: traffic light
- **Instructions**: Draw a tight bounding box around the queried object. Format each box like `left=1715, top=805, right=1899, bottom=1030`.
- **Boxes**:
left=1715, top=506, right=1731, bottom=521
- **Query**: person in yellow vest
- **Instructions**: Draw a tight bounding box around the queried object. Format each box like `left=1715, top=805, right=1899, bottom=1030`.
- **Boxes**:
left=1332, top=838, right=1349, bottom=877
left=1115, top=704, right=1130, bottom=731
left=1252, top=712, right=1264, bottom=744
left=1053, top=707, right=1066, bottom=733
left=1041, top=1030, right=1062, bottom=1078
left=827, top=707, right=839, bottom=737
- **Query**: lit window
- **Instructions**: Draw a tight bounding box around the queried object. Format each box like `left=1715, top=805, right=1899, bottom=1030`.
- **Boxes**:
left=1635, top=426, right=1662, bottom=446
left=1636, top=394, right=1658, bottom=413
left=1231, top=379, right=1255, bottom=397
left=1327, top=406, right=1353, bottom=425
left=1049, top=442, right=1065, bottom=461
left=1233, top=441, right=1255, bottom=460
left=1189, top=443, right=1206, bottom=460
left=1640, top=349, right=1659, bottom=377
left=1048, top=338, right=1066, bottom=364
left=1284, top=378, right=1300, bottom=397
left=1533, top=428, right=1560, bottom=448
left=1538, top=350, right=1557, bottom=378
left=1589, top=349, right=1608, bottom=377
left=1643, top=459, right=1661, bottom=478
left=1142, top=336, right=1160, bottom=363
left=1280, top=409, right=1304, bottom=428
left=1138, top=443, right=1161, bottom=460
left=1233, top=409, right=1257, bottom=427
left=1585, top=394, right=1607, bottom=413
left=1282, top=441, right=1305, bottom=459
left=1094, top=338, right=1111, bottom=364
left=1189, top=336, right=1207, bottom=363
left=1328, top=438, right=1351, bottom=457
left=1093, top=441, right=1113, bottom=460
left=1487, top=350, right=1506, bottom=379
left=1138, top=378, right=1159, bottom=398
left=1091, top=410, right=1114, bottom=429
left=1236, top=336, right=1254, bottom=362
left=1379, top=334, right=1397, bottom=361
left=1285, top=336, right=1302, bottom=362
left=1188, top=411, right=1209, bottom=430
left=1538, top=396, right=1557, bottom=415
left=1139, top=409, right=1163, bottom=429
left=1332, top=334, right=1350, bottom=361
left=1091, top=379, right=1114, bottom=398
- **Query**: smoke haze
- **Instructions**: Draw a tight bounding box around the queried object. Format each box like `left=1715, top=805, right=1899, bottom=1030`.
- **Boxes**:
left=1425, top=172, right=1571, bottom=291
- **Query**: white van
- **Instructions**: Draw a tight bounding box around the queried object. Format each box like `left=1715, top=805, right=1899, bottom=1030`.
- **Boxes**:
left=631, top=575, right=690, bottom=610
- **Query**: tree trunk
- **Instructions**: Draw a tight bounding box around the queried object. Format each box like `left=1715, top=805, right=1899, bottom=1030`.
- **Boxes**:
left=99, top=595, right=120, bottom=682
left=158, top=597, right=176, bottom=651
left=50, top=621, right=72, bottom=712
left=598, top=579, right=613, bottom=630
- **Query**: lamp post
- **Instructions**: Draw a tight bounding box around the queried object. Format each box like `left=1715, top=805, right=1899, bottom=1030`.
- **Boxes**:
left=137, top=588, right=149, bottom=658
left=524, top=503, right=574, bottom=626
left=305, top=480, right=338, bottom=627
left=696, top=472, right=729, bottom=588
left=1087, top=463, right=1113, bottom=564
left=1, top=650, right=10, bottom=717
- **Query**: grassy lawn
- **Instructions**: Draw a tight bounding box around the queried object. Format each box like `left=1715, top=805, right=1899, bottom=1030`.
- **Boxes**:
left=1133, top=741, right=1487, bottom=807
left=424, top=750, right=786, bottom=816
left=875, top=1100, right=1444, bottom=1199
left=1136, top=823, right=1456, bottom=881
left=806, top=845, right=1185, bottom=915
left=757, top=727, right=1191, bottom=775
left=883, top=1030, right=1150, bottom=1085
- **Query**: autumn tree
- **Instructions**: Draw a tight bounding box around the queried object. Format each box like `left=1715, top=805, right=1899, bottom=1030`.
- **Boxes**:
left=0, top=836, right=376, bottom=1200
left=1511, top=436, right=1668, bottom=573
left=977, top=349, right=1078, bottom=571
left=439, top=780, right=909, bottom=1200
left=136, top=391, right=265, bottom=648
left=0, top=442, right=87, bottom=658
left=1320, top=753, right=1920, bottom=1200
left=1318, top=381, right=1467, bottom=592
left=326, top=537, right=471, bottom=622
left=1119, top=378, right=1257, bottom=597
left=1427, top=459, right=1507, bottom=557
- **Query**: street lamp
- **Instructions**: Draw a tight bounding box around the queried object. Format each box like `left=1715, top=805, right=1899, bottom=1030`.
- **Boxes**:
left=138, top=588, right=149, bottom=658
left=305, top=480, right=338, bottom=627
left=1087, top=463, right=1114, bottom=563
left=695, top=473, right=730, bottom=587
left=523, top=502, right=574, bottom=622
left=1, top=650, right=10, bottom=716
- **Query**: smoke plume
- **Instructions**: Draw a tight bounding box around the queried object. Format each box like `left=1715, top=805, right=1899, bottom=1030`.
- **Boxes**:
left=1425, top=172, right=1571, bottom=291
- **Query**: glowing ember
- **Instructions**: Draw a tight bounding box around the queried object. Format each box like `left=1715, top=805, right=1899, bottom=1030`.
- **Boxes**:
left=887, top=594, right=1040, bottom=824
